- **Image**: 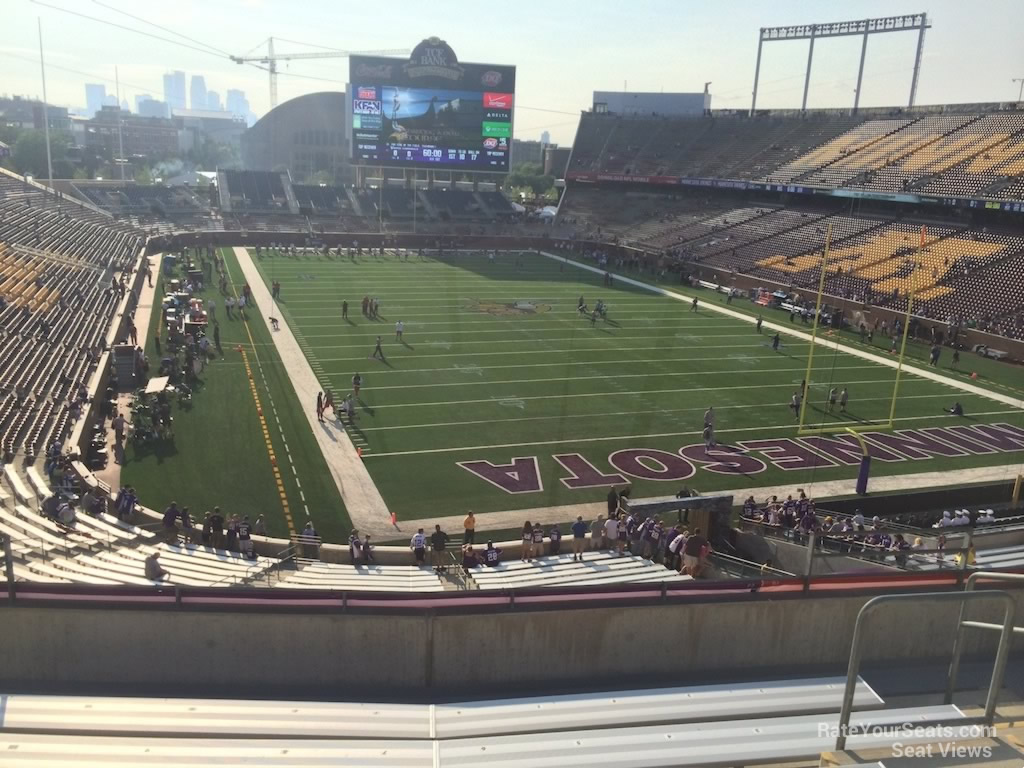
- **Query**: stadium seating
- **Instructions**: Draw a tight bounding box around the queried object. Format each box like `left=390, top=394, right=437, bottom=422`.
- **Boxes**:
left=218, top=170, right=294, bottom=213
left=0, top=676, right=882, bottom=739
left=0, top=172, right=143, bottom=459
left=468, top=552, right=691, bottom=589
left=71, top=183, right=206, bottom=216
left=0, top=705, right=968, bottom=767
left=275, top=561, right=446, bottom=591
left=570, top=113, right=867, bottom=180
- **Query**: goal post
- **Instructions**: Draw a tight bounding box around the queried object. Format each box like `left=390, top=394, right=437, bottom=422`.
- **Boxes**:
left=796, top=224, right=923, bottom=437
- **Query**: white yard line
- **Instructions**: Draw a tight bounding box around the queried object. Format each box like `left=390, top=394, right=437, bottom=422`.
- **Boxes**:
left=363, top=409, right=1021, bottom=458
left=362, top=376, right=942, bottom=410
left=542, top=252, right=1024, bottom=412
left=356, top=392, right=966, bottom=433
left=331, top=364, right=887, bottom=392
left=232, top=247, right=392, bottom=532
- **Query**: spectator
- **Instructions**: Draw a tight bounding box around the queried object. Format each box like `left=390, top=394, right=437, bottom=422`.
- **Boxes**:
left=253, top=515, right=266, bottom=536
left=571, top=515, right=588, bottom=562
left=348, top=530, right=363, bottom=563
left=463, top=510, right=476, bottom=545
left=590, top=514, right=605, bottom=551
left=362, top=534, right=374, bottom=564
left=144, top=551, right=167, bottom=581
left=483, top=541, right=502, bottom=567
left=521, top=521, right=533, bottom=562
left=531, top=522, right=545, bottom=558
left=462, top=544, right=480, bottom=569
left=209, top=507, right=225, bottom=549
left=200, top=511, right=212, bottom=545
left=603, top=514, right=618, bottom=552
left=56, top=499, right=76, bottom=526
left=301, top=520, right=319, bottom=559
left=606, top=486, right=619, bottom=518
left=410, top=527, right=427, bottom=565
left=665, top=526, right=684, bottom=571
left=548, top=523, right=563, bottom=556
left=430, top=524, right=450, bottom=573
left=162, top=501, right=180, bottom=543
left=226, top=515, right=240, bottom=551
left=682, top=527, right=707, bottom=577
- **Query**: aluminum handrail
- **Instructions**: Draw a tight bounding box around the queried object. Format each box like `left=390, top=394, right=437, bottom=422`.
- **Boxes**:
left=945, top=571, right=1024, bottom=706
left=835, top=590, right=1017, bottom=750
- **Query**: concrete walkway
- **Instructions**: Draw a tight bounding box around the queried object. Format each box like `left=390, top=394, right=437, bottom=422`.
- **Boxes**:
left=94, top=255, right=160, bottom=492
left=232, top=247, right=393, bottom=535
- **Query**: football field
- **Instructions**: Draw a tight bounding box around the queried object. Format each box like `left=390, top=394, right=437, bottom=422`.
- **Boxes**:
left=252, top=248, right=1024, bottom=524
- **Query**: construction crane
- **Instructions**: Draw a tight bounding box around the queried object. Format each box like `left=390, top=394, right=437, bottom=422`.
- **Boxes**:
left=230, top=38, right=411, bottom=109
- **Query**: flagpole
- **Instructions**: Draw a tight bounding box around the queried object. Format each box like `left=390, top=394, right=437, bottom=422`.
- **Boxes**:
left=37, top=18, right=54, bottom=186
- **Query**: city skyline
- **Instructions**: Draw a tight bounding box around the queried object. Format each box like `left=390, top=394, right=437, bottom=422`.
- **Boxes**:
left=2, top=0, right=1023, bottom=145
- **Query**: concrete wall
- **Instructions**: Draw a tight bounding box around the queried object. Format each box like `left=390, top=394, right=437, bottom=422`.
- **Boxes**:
left=2, top=586, right=1021, bottom=696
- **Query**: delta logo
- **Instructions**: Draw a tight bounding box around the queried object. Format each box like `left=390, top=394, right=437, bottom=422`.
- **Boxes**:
left=481, top=71, right=503, bottom=87
left=483, top=92, right=513, bottom=109
left=357, top=87, right=377, bottom=100
left=483, top=137, right=499, bottom=149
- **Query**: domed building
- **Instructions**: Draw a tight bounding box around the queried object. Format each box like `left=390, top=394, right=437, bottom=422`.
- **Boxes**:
left=240, top=92, right=351, bottom=184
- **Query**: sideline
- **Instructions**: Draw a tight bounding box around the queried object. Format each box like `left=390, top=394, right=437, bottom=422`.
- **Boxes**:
left=232, top=248, right=393, bottom=535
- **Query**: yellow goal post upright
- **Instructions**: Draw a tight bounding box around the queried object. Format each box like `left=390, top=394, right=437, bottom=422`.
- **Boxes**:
left=796, top=223, right=922, bottom=438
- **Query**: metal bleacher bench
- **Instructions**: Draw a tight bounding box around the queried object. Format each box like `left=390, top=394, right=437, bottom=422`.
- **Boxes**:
left=3, top=464, right=35, bottom=504
left=469, top=553, right=691, bottom=590
left=275, top=563, right=446, bottom=592
left=0, top=703, right=965, bottom=767
left=24, top=465, right=51, bottom=500
left=0, top=676, right=881, bottom=740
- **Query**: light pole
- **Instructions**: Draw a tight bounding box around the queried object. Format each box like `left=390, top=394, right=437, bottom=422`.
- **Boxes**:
left=1014, top=78, right=1024, bottom=103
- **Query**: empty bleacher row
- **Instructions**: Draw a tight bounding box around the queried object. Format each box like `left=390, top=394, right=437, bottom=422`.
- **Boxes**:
left=0, top=197, right=141, bottom=269
left=71, top=183, right=206, bottom=215
left=571, top=108, right=1024, bottom=200
left=0, top=172, right=143, bottom=458
left=569, top=112, right=867, bottom=180
left=218, top=169, right=292, bottom=212
left=0, top=684, right=976, bottom=768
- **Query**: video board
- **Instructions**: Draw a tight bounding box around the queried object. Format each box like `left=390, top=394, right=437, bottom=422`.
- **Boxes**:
left=349, top=39, right=515, bottom=172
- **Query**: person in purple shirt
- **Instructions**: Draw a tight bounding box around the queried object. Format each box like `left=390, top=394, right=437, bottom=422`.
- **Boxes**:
left=482, top=541, right=502, bottom=567
left=548, top=524, right=562, bottom=556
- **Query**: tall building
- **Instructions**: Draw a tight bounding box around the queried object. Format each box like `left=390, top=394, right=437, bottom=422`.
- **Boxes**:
left=120, top=99, right=131, bottom=113
left=540, top=130, right=551, bottom=145
left=226, top=89, right=250, bottom=120
left=138, top=99, right=169, bottom=119
left=206, top=90, right=221, bottom=111
left=190, top=75, right=207, bottom=110
left=162, top=71, right=186, bottom=111
left=134, top=94, right=153, bottom=113
left=85, top=84, right=106, bottom=118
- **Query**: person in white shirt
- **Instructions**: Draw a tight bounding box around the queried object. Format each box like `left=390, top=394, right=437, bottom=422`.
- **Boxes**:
left=395, top=320, right=404, bottom=342
left=604, top=514, right=619, bottom=551
left=410, top=528, right=427, bottom=565
left=703, top=406, right=715, bottom=428
left=935, top=511, right=952, bottom=528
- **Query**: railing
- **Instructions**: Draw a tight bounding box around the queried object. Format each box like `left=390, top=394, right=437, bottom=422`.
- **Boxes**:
left=945, top=572, right=1024, bottom=706
left=836, top=588, right=1018, bottom=750
left=709, top=551, right=796, bottom=579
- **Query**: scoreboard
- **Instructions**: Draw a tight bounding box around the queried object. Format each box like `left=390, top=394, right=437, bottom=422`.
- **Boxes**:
left=350, top=39, right=516, bottom=173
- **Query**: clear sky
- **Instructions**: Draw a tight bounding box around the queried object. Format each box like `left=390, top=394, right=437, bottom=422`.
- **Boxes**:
left=2, top=0, right=1023, bottom=145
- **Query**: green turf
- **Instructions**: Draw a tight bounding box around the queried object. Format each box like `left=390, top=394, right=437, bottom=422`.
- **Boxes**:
left=250, top=247, right=1024, bottom=525
left=120, top=248, right=350, bottom=541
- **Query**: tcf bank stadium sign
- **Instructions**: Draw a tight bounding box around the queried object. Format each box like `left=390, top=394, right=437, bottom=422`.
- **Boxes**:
left=458, top=423, right=1024, bottom=494
left=404, top=37, right=465, bottom=80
